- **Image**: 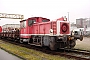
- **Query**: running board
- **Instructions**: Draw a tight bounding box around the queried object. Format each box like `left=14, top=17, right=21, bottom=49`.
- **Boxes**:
left=29, top=43, right=42, bottom=47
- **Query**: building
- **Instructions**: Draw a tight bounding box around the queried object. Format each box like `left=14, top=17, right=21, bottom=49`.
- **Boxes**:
left=76, top=18, right=90, bottom=36
left=87, top=19, right=90, bottom=27
left=76, top=18, right=90, bottom=28
left=76, top=18, right=86, bottom=28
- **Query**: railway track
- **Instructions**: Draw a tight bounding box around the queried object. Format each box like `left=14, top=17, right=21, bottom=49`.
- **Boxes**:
left=57, top=48, right=90, bottom=60
left=0, top=39, right=90, bottom=60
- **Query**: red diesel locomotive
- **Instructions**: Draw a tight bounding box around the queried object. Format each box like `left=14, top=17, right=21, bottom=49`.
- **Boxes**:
left=0, top=26, right=2, bottom=33
left=0, top=17, right=83, bottom=50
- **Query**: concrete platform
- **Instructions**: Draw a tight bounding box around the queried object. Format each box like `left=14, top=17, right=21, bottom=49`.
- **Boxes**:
left=0, top=49, right=22, bottom=60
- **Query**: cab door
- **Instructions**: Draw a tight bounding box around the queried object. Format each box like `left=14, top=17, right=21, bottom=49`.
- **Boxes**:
left=20, top=20, right=28, bottom=38
left=28, top=19, right=37, bottom=35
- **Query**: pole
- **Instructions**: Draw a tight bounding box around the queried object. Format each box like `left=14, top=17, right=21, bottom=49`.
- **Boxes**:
left=84, top=20, right=86, bottom=35
left=68, top=12, right=69, bottom=21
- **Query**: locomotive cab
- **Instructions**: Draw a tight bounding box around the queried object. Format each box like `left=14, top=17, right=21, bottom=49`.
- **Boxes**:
left=20, top=17, right=50, bottom=43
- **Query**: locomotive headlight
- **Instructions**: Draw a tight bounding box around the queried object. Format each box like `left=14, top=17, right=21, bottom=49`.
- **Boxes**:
left=64, top=16, right=67, bottom=21
left=50, top=29, right=53, bottom=33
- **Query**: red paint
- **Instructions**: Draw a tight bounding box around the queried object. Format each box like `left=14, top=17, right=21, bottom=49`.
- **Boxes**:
left=0, top=26, right=2, bottom=33
left=20, top=17, right=70, bottom=39
left=20, top=17, right=50, bottom=39
left=57, top=17, right=67, bottom=21
left=52, top=21, right=57, bottom=34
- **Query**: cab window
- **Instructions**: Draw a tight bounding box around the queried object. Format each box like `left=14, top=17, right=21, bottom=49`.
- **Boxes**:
left=28, top=20, right=36, bottom=26
left=20, top=21, right=26, bottom=28
left=42, top=19, right=49, bottom=22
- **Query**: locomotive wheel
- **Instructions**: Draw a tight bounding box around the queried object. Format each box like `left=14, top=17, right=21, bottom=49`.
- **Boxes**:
left=28, top=40, right=30, bottom=44
left=20, top=39, right=23, bottom=43
left=70, top=40, right=76, bottom=49
left=49, top=37, right=56, bottom=50
left=50, top=42, right=56, bottom=50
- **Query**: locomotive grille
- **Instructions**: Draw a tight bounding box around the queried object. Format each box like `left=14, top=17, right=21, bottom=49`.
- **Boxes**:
left=52, top=22, right=57, bottom=34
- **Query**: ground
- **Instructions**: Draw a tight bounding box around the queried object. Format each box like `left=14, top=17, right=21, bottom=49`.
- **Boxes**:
left=75, top=37, right=90, bottom=51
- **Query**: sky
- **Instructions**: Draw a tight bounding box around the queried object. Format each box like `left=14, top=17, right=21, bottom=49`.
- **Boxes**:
left=0, top=0, right=90, bottom=26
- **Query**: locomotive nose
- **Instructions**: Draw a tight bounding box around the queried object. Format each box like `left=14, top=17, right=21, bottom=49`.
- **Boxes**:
left=62, top=23, right=67, bottom=32
left=60, top=23, right=69, bottom=34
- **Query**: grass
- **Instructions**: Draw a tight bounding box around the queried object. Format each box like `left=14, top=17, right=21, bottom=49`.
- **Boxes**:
left=0, top=40, right=74, bottom=60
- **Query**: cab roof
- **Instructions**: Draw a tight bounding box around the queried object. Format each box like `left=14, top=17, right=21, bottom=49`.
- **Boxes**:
left=20, top=17, right=50, bottom=22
